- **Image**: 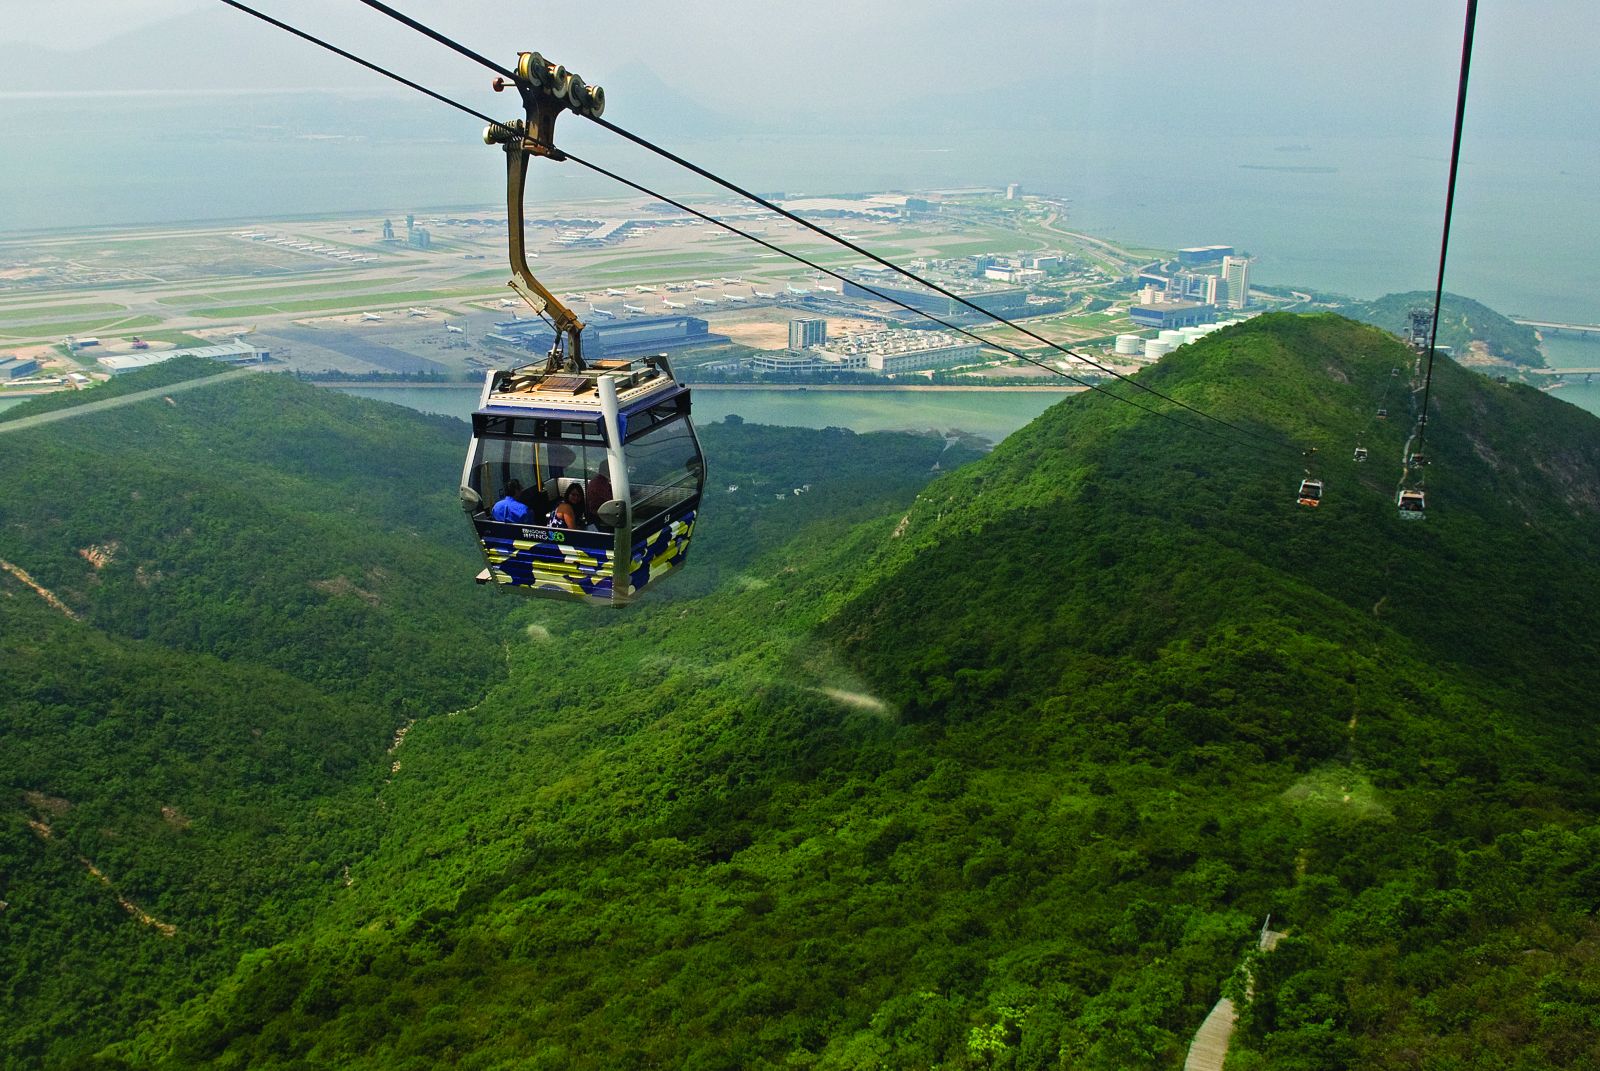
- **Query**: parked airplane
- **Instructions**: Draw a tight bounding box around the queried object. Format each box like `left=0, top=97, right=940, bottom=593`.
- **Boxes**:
left=445, top=323, right=464, bottom=334
left=589, top=306, right=617, bottom=319
left=724, top=293, right=748, bottom=303
left=695, top=296, right=718, bottom=306
left=407, top=307, right=432, bottom=317
left=721, top=276, right=742, bottom=284
left=752, top=290, right=778, bottom=299
left=605, top=288, right=627, bottom=296
left=664, top=283, right=688, bottom=292
left=692, top=279, right=714, bottom=288
left=662, top=299, right=687, bottom=309
left=622, top=303, right=646, bottom=313
left=361, top=312, right=384, bottom=321
left=787, top=285, right=812, bottom=295
left=498, top=298, right=520, bottom=307
left=563, top=292, right=585, bottom=301
left=634, top=285, right=657, bottom=293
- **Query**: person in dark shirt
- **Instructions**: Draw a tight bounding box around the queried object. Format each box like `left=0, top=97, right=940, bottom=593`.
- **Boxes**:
left=491, top=480, right=531, bottom=523
left=585, top=462, right=613, bottom=516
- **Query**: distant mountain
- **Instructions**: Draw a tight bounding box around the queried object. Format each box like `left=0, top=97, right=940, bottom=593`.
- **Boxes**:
left=0, top=10, right=372, bottom=95
left=594, top=61, right=754, bottom=139
left=1336, top=291, right=1545, bottom=367
left=92, top=317, right=1600, bottom=1070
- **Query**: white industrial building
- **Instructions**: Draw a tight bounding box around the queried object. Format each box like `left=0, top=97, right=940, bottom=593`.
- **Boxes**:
left=748, top=350, right=867, bottom=374
left=814, top=329, right=982, bottom=374
left=97, top=340, right=271, bottom=374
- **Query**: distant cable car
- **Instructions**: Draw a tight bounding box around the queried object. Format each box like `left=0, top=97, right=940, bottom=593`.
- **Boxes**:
left=1397, top=488, right=1426, bottom=520
left=1297, top=478, right=1324, bottom=507
left=1376, top=408, right=1389, bottom=419
left=1353, top=446, right=1369, bottom=462
left=460, top=50, right=705, bottom=604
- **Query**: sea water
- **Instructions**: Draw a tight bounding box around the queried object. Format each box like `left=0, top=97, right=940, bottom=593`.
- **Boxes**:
left=335, top=385, right=1068, bottom=445
left=2, top=93, right=1597, bottom=326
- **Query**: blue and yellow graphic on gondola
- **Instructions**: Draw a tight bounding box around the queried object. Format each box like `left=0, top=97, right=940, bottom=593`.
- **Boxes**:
left=477, top=509, right=697, bottom=603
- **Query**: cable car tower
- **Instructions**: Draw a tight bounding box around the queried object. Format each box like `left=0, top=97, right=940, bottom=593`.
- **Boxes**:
left=1396, top=308, right=1433, bottom=520
left=459, top=52, right=706, bottom=604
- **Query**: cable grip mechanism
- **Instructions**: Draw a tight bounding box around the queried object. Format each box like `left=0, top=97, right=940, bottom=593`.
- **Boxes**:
left=483, top=51, right=605, bottom=373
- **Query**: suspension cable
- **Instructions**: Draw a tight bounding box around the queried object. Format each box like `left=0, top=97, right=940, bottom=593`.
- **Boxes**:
left=215, top=0, right=514, bottom=139
left=216, top=0, right=1287, bottom=454
left=353, top=0, right=515, bottom=79
left=557, top=150, right=1258, bottom=448
left=346, top=0, right=1296, bottom=453
left=1418, top=0, right=1479, bottom=457
left=587, top=113, right=1288, bottom=445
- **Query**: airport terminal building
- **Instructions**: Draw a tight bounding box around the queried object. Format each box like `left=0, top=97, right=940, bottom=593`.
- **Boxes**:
left=97, top=340, right=272, bottom=374
left=485, top=314, right=728, bottom=360
left=842, top=273, right=1032, bottom=321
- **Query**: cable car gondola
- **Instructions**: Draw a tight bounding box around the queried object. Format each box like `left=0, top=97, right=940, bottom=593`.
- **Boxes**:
left=1297, top=478, right=1324, bottom=507
left=460, top=51, right=705, bottom=605
left=1353, top=445, right=1369, bottom=462
left=1397, top=488, right=1426, bottom=520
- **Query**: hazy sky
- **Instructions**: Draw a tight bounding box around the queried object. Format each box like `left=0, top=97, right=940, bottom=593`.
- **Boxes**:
left=3, top=0, right=1597, bottom=323
left=4, top=0, right=1595, bottom=139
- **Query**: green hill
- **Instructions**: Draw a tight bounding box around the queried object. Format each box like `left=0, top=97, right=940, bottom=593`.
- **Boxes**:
left=0, top=364, right=976, bottom=1070
left=3, top=326, right=1600, bottom=1069
left=1336, top=291, right=1544, bottom=367
left=79, top=316, right=1600, bottom=1070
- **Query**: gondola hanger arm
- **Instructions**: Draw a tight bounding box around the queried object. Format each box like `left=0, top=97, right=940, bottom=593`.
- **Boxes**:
left=484, top=51, right=606, bottom=373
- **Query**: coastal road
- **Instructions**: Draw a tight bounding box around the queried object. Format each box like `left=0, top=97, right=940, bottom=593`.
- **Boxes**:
left=0, top=366, right=260, bottom=436
left=1037, top=211, right=1142, bottom=268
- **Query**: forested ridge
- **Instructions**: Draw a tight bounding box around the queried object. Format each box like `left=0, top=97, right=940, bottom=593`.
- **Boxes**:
left=1335, top=291, right=1544, bottom=367
left=0, top=362, right=976, bottom=1069
left=5, top=317, right=1600, bottom=1069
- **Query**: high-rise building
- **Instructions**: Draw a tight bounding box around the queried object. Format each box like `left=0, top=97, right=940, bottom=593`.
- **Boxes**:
left=1005, top=183, right=1021, bottom=200
left=788, top=317, right=827, bottom=349
left=1168, top=271, right=1221, bottom=305
left=1221, top=256, right=1252, bottom=309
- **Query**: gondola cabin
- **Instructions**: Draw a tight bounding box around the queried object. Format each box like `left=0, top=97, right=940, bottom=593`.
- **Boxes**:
left=1353, top=446, right=1369, bottom=462
left=1397, top=488, right=1426, bottom=520
left=460, top=354, right=705, bottom=605
left=1297, top=478, right=1324, bottom=508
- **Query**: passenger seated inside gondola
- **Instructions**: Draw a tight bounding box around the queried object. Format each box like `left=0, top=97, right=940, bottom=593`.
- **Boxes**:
left=492, top=480, right=531, bottom=522
left=585, top=461, right=613, bottom=518
left=549, top=482, right=589, bottom=530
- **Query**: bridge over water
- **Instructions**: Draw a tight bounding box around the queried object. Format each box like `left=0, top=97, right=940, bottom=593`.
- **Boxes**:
left=1514, top=318, right=1600, bottom=337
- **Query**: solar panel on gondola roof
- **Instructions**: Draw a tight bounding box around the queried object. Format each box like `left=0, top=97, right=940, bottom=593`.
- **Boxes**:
left=538, top=374, right=590, bottom=394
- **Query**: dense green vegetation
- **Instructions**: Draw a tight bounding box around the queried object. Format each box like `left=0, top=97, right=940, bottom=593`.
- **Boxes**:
left=6, top=316, right=1600, bottom=1069
left=1337, top=291, right=1545, bottom=367
left=0, top=358, right=230, bottom=424
left=0, top=364, right=975, bottom=1070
